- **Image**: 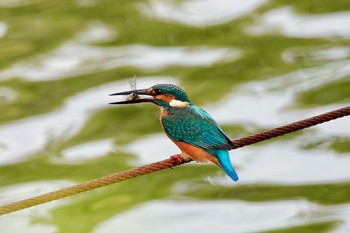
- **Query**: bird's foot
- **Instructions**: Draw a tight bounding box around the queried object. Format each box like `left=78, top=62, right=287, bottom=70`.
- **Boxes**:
left=170, top=154, right=193, bottom=164
left=170, top=154, right=183, bottom=164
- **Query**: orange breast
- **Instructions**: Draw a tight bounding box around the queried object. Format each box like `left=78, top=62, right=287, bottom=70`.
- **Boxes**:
left=173, top=141, right=220, bottom=166
left=159, top=108, right=220, bottom=167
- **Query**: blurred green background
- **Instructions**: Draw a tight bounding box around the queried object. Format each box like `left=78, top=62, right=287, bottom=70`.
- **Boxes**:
left=1, top=0, right=350, bottom=232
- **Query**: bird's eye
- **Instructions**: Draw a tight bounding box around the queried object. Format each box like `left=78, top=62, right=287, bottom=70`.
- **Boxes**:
left=154, top=89, right=162, bottom=95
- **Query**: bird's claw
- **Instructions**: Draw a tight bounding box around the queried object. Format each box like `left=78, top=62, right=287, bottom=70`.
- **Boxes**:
left=170, top=154, right=183, bottom=164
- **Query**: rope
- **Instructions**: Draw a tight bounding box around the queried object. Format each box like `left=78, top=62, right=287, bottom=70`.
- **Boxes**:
left=0, top=105, right=349, bottom=215
left=232, top=106, right=350, bottom=149
left=0, top=157, right=187, bottom=215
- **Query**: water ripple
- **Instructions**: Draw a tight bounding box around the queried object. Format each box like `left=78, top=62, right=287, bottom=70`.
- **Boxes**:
left=0, top=77, right=177, bottom=165
left=247, top=7, right=350, bottom=38
left=139, top=0, right=268, bottom=27
left=93, top=200, right=350, bottom=233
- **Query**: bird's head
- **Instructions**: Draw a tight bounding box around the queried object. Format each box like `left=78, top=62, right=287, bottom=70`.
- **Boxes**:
left=110, top=83, right=191, bottom=109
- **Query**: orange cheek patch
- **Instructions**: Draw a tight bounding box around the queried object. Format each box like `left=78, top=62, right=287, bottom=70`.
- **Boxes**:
left=156, top=95, right=175, bottom=103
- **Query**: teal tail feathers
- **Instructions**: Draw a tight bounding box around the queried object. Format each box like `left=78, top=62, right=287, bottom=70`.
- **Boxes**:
left=215, top=150, right=239, bottom=182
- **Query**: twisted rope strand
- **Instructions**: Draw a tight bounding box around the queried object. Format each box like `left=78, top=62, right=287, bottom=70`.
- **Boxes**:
left=0, top=105, right=349, bottom=216
left=233, top=106, right=350, bottom=148
left=0, top=157, right=186, bottom=215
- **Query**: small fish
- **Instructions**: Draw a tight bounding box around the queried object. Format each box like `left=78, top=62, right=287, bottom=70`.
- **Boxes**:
left=126, top=75, right=140, bottom=101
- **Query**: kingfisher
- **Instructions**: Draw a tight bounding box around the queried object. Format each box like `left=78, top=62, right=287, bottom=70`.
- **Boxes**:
left=110, top=84, right=239, bottom=181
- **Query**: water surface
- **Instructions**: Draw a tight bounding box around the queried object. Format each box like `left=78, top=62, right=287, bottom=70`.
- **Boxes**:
left=1, top=0, right=350, bottom=232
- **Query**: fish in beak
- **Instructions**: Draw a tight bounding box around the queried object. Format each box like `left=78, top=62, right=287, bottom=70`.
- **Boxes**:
left=109, top=88, right=154, bottom=104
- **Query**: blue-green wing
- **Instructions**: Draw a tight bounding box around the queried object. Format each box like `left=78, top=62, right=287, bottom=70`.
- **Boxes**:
left=161, top=106, right=233, bottom=150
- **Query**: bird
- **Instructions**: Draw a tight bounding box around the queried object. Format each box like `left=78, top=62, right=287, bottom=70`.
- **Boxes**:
left=110, top=83, right=239, bottom=181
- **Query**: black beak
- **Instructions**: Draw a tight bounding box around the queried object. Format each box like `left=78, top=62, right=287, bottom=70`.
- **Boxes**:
left=109, top=88, right=153, bottom=104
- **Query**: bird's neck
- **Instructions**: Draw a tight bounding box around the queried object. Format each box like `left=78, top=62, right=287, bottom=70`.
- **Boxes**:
left=154, top=99, right=190, bottom=111
left=159, top=107, right=169, bottom=119
left=158, top=101, right=192, bottom=120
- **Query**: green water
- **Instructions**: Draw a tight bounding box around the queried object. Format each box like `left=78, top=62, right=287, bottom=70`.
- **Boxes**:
left=1, top=0, right=350, bottom=232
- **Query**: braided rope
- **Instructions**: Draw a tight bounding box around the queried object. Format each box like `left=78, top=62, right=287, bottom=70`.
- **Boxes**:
left=0, top=157, right=186, bottom=215
left=0, top=105, right=349, bottom=215
left=232, top=106, right=350, bottom=149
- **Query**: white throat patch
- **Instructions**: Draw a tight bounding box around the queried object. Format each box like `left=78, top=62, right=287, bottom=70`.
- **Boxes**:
left=169, top=99, right=189, bottom=108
